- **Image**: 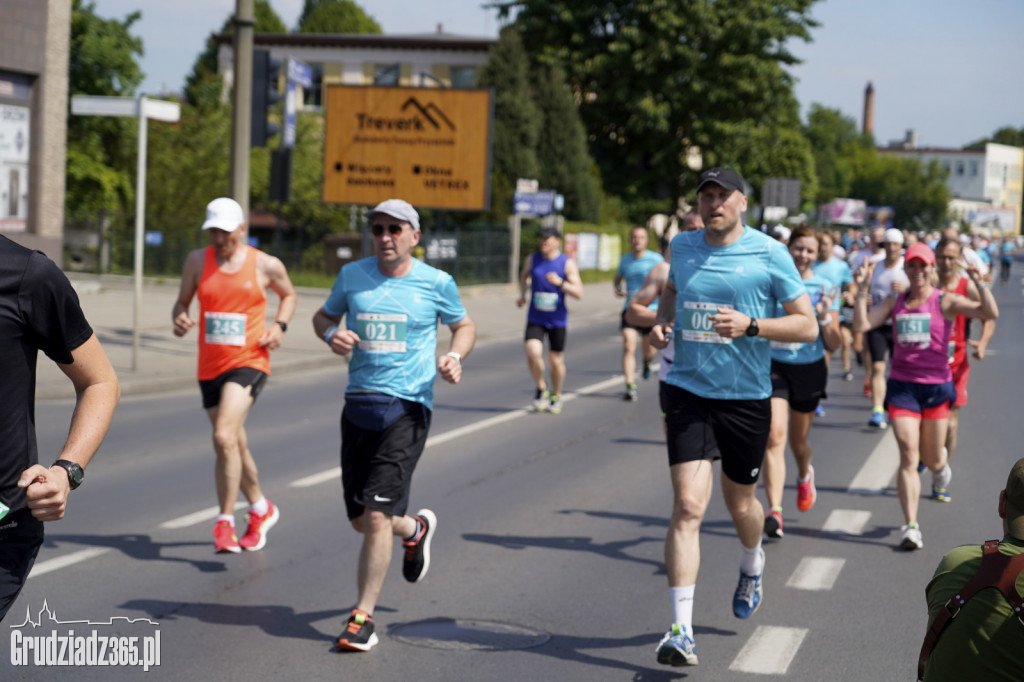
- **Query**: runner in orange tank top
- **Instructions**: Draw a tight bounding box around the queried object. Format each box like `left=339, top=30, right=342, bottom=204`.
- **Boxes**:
left=172, top=198, right=296, bottom=554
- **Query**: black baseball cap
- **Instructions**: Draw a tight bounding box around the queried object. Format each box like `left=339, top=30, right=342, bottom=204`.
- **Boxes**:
left=696, top=167, right=746, bottom=194
left=538, top=226, right=561, bottom=239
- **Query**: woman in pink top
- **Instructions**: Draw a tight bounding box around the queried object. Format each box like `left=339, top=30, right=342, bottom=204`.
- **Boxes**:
left=853, top=242, right=998, bottom=551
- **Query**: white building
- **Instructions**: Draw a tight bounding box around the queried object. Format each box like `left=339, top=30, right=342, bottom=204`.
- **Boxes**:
left=882, top=140, right=1024, bottom=234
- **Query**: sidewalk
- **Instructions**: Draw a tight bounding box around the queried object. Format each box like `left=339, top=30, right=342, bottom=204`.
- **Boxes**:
left=36, top=274, right=621, bottom=400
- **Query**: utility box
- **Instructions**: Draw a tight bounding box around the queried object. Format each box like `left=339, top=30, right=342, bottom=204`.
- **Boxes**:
left=323, top=234, right=363, bottom=275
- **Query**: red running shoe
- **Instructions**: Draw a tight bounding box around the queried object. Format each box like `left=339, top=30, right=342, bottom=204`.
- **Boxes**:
left=239, top=501, right=280, bottom=551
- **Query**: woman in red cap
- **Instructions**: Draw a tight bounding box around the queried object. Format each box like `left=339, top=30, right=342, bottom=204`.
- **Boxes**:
left=853, top=241, right=998, bottom=551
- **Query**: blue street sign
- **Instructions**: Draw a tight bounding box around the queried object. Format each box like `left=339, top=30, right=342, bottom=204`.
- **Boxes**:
left=514, top=190, right=556, bottom=216
left=287, top=59, right=313, bottom=89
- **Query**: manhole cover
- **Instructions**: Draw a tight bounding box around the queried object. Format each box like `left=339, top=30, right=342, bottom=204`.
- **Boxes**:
left=389, top=618, right=551, bottom=651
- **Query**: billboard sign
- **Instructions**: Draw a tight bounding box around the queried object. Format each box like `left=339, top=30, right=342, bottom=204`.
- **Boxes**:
left=323, top=85, right=492, bottom=210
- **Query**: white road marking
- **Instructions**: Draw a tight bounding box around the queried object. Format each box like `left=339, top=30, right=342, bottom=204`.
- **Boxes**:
left=729, top=625, right=808, bottom=675
left=159, top=501, right=246, bottom=529
left=786, top=556, right=846, bottom=591
left=822, top=509, right=872, bottom=535
left=847, top=429, right=898, bottom=494
left=288, top=374, right=628, bottom=489
left=28, top=548, right=111, bottom=579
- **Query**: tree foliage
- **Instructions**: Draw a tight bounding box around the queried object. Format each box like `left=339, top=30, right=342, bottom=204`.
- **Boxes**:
left=850, top=155, right=950, bottom=230
left=297, top=0, right=382, bottom=33
left=532, top=62, right=601, bottom=221
left=497, top=0, right=818, bottom=203
left=803, top=104, right=872, bottom=203
left=476, top=27, right=541, bottom=222
left=965, top=126, right=1024, bottom=149
left=66, top=0, right=144, bottom=216
left=184, top=0, right=286, bottom=107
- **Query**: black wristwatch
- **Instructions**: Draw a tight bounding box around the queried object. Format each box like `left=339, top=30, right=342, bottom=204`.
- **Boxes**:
left=274, top=320, right=288, bottom=333
left=52, top=460, right=84, bottom=490
left=745, top=318, right=760, bottom=337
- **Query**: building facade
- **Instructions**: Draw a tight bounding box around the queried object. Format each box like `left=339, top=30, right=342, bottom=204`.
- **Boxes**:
left=0, top=0, right=71, bottom=257
left=882, top=142, right=1024, bottom=234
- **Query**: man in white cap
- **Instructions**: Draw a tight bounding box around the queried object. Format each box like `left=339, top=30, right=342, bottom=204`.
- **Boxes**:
left=313, top=198, right=476, bottom=652
left=172, top=197, right=296, bottom=554
left=919, top=457, right=1024, bottom=680
left=862, top=227, right=908, bottom=428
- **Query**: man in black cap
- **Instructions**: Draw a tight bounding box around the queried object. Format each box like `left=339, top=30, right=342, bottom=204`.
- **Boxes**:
left=516, top=226, right=583, bottom=414
left=919, top=457, right=1024, bottom=681
left=648, top=167, right=817, bottom=667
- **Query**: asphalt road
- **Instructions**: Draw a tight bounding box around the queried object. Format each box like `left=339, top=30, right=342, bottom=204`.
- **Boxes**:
left=4, top=282, right=1023, bottom=681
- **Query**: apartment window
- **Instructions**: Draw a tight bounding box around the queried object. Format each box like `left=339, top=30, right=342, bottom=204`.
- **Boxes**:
left=450, top=66, right=477, bottom=88
left=955, top=161, right=964, bottom=176
left=969, top=160, right=978, bottom=177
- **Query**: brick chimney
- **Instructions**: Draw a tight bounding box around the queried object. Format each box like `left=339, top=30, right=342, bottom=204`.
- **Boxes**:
left=863, top=82, right=875, bottom=137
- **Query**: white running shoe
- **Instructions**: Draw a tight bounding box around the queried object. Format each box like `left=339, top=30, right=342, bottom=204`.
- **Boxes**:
left=900, top=524, right=923, bottom=550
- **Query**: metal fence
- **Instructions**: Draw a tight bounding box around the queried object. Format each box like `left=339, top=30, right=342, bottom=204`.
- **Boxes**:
left=63, top=212, right=513, bottom=286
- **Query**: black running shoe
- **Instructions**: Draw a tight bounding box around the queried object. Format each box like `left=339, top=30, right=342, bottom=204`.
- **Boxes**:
left=402, top=508, right=437, bottom=582
left=335, top=610, right=378, bottom=652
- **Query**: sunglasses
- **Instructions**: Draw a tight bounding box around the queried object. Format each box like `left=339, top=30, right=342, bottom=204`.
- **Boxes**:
left=371, top=223, right=405, bottom=237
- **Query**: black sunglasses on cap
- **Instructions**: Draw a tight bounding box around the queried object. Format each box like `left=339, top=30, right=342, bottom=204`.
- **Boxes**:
left=371, top=223, right=405, bottom=237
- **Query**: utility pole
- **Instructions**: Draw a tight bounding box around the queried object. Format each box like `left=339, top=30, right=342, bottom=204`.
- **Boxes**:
left=230, top=0, right=254, bottom=216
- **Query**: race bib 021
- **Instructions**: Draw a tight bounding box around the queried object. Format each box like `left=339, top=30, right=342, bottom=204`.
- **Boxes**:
left=205, top=312, right=247, bottom=346
left=681, top=301, right=732, bottom=344
left=355, top=312, right=408, bottom=352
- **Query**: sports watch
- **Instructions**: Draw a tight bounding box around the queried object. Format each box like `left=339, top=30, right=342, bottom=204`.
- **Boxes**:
left=52, top=460, right=84, bottom=490
left=745, top=318, right=760, bottom=337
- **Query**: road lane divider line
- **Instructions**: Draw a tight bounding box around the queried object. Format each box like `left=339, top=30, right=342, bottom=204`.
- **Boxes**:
left=288, top=374, right=628, bottom=490
left=847, top=430, right=898, bottom=494
left=28, top=548, right=111, bottom=579
left=729, top=625, right=807, bottom=675
left=822, top=509, right=872, bottom=535
left=786, top=556, right=846, bottom=591
left=159, top=501, right=246, bottom=529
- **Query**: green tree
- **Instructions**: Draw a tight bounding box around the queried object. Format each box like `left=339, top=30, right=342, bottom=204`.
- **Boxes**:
left=497, top=0, right=818, bottom=201
left=850, top=155, right=950, bottom=230
left=532, top=62, right=601, bottom=221
left=802, top=104, right=872, bottom=203
left=297, top=0, right=382, bottom=33
left=476, top=26, right=541, bottom=222
left=66, top=0, right=144, bottom=216
left=184, top=0, right=287, bottom=107
left=965, top=126, right=1024, bottom=149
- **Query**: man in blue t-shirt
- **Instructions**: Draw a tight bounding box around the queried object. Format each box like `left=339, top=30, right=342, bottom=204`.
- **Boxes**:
left=517, top=226, right=583, bottom=414
left=313, top=199, right=477, bottom=653
left=648, top=168, right=817, bottom=668
left=614, top=226, right=663, bottom=401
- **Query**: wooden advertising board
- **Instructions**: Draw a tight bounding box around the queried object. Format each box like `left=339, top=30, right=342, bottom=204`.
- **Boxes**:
left=322, top=85, right=492, bottom=211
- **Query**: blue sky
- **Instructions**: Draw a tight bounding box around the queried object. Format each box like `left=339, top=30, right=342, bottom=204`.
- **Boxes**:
left=93, top=0, right=1024, bottom=149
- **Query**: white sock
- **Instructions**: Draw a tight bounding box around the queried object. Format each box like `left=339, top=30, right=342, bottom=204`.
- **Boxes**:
left=740, top=542, right=764, bottom=575
left=250, top=496, right=269, bottom=515
left=216, top=514, right=234, bottom=525
left=670, top=585, right=695, bottom=632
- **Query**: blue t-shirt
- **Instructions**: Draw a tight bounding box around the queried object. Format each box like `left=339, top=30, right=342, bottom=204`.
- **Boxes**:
left=617, top=249, right=664, bottom=311
left=527, top=252, right=569, bottom=328
left=323, top=258, right=466, bottom=410
left=770, top=273, right=828, bottom=365
left=666, top=227, right=806, bottom=400
left=813, top=257, right=852, bottom=312
left=1001, top=242, right=1015, bottom=263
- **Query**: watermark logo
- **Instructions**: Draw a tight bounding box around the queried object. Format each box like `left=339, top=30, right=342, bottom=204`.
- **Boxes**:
left=9, top=601, right=160, bottom=671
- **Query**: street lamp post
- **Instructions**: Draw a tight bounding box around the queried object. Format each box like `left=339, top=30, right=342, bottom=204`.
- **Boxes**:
left=70, top=95, right=181, bottom=371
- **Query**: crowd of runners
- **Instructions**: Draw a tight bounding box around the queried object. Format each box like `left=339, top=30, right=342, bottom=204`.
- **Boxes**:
left=3, top=182, right=1017, bottom=673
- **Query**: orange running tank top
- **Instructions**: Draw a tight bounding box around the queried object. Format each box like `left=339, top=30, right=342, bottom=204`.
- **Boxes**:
left=196, top=245, right=269, bottom=380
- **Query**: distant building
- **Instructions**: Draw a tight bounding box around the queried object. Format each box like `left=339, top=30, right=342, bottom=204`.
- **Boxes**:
left=213, top=29, right=496, bottom=109
left=0, top=0, right=71, bottom=257
left=881, top=137, right=1024, bottom=234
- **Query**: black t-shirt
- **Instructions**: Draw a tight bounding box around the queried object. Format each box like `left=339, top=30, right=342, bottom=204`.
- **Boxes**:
left=0, top=236, right=92, bottom=524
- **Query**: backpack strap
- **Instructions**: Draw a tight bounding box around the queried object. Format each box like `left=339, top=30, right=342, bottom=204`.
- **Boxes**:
left=917, top=540, right=1024, bottom=680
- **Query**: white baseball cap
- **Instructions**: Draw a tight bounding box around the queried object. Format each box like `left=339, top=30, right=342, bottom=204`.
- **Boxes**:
left=883, top=227, right=904, bottom=244
left=201, top=197, right=245, bottom=232
left=367, top=199, right=420, bottom=231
